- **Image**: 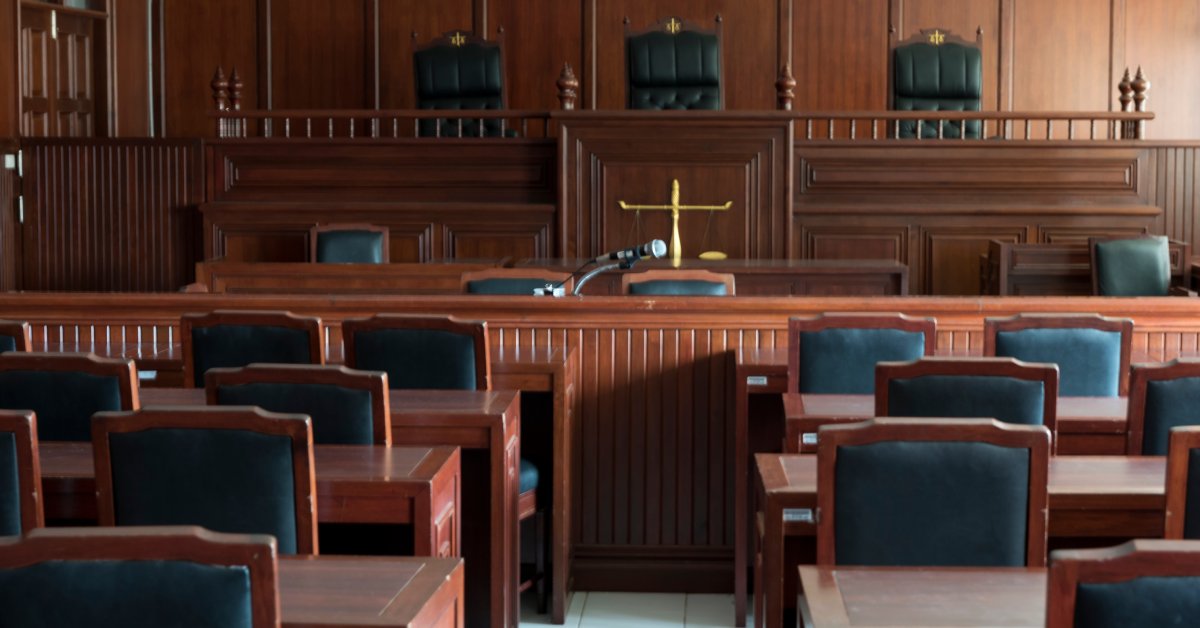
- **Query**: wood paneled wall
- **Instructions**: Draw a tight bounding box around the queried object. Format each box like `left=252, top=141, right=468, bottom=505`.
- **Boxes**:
left=0, top=143, right=17, bottom=290
left=19, top=139, right=203, bottom=291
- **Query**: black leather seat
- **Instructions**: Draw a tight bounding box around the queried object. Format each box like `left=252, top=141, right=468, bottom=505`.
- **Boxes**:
left=413, top=31, right=514, bottom=137
left=892, top=29, right=983, bottom=138
left=626, top=17, right=722, bottom=110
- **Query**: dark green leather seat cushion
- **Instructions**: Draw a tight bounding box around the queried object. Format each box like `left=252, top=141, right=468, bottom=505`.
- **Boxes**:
left=109, top=428, right=300, bottom=554
left=519, top=458, right=538, bottom=494
left=799, top=329, right=927, bottom=394
left=190, top=325, right=314, bottom=387
left=627, top=31, right=720, bottom=110
left=995, top=328, right=1122, bottom=397
left=887, top=375, right=1046, bottom=425
left=0, top=560, right=252, bottom=628
left=834, top=441, right=1030, bottom=566
left=0, top=433, right=19, bottom=536
left=352, top=329, right=478, bottom=390
left=1095, top=236, right=1171, bottom=296
left=467, top=278, right=555, bottom=295
left=1141, top=377, right=1200, bottom=455
left=0, top=370, right=123, bottom=441
left=0, top=336, right=15, bottom=353
left=1186, top=449, right=1200, bottom=539
left=628, top=280, right=727, bottom=296
left=216, top=382, right=376, bottom=445
left=894, top=42, right=982, bottom=139
left=315, top=230, right=386, bottom=264
left=1075, top=576, right=1200, bottom=628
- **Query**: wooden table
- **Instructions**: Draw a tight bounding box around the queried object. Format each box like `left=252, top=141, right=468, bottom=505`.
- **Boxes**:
left=797, top=565, right=1046, bottom=627
left=755, top=453, right=1166, bottom=628
left=139, top=387, right=521, bottom=628
left=782, top=393, right=1128, bottom=454
left=280, top=555, right=464, bottom=627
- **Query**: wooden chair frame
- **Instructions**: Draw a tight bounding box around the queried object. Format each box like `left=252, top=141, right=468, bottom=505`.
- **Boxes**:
left=623, top=15, right=725, bottom=110
left=0, top=352, right=140, bottom=413
left=204, top=363, right=391, bottom=446
left=180, top=310, right=326, bottom=389
left=0, top=320, right=32, bottom=352
left=1089, top=234, right=1194, bottom=296
left=91, top=406, right=319, bottom=555
left=341, top=314, right=491, bottom=391
left=1047, top=539, right=1200, bottom=627
left=308, top=223, right=390, bottom=263
left=983, top=313, right=1134, bottom=396
left=460, top=268, right=574, bottom=295
left=875, top=357, right=1060, bottom=445
left=0, top=526, right=279, bottom=628
left=0, top=410, right=42, bottom=533
left=1125, top=358, right=1200, bottom=455
left=787, top=312, right=936, bottom=394
left=815, top=417, right=1050, bottom=567
left=1164, top=425, right=1200, bottom=538
left=620, top=269, right=736, bottom=296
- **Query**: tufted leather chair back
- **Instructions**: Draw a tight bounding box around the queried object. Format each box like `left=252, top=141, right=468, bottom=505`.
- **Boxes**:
left=893, top=29, right=983, bottom=138
left=626, top=17, right=722, bottom=110
left=414, top=31, right=508, bottom=137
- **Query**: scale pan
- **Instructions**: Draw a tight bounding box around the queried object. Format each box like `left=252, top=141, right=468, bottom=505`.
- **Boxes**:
left=698, top=251, right=727, bottom=260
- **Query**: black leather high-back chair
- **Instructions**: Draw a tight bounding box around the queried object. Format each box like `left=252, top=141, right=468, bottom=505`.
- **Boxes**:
left=0, top=353, right=139, bottom=442
left=0, top=411, right=41, bottom=537
left=206, top=364, right=391, bottom=446
left=181, top=310, right=326, bottom=388
left=93, top=406, right=318, bottom=556
left=625, top=16, right=723, bottom=110
left=413, top=30, right=510, bottom=137
left=0, top=527, right=279, bottom=628
left=0, top=321, right=31, bottom=354
left=892, top=28, right=983, bottom=138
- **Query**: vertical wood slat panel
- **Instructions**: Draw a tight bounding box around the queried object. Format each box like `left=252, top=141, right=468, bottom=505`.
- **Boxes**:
left=20, top=139, right=203, bottom=291
left=1153, top=146, right=1200, bottom=255
left=0, top=148, right=17, bottom=291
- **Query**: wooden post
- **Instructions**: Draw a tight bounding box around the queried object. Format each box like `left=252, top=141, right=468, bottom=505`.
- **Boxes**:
left=1132, top=67, right=1150, bottom=139
left=211, top=67, right=229, bottom=137
left=775, top=63, right=796, bottom=111
left=557, top=63, right=579, bottom=111
left=228, top=67, right=244, bottom=137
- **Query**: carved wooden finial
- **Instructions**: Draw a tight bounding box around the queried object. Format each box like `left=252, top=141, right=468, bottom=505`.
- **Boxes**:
left=228, top=67, right=243, bottom=112
left=557, top=63, right=580, bottom=111
left=211, top=66, right=229, bottom=112
left=776, top=63, right=796, bottom=111
left=1118, top=67, right=1133, bottom=112
left=1132, top=66, right=1150, bottom=112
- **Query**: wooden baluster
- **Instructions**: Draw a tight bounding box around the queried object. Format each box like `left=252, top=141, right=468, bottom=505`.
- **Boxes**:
left=284, top=118, right=291, bottom=138
left=849, top=120, right=856, bottom=140
left=894, top=120, right=900, bottom=139
left=827, top=120, right=834, bottom=140
left=327, top=118, right=334, bottom=138
left=775, top=63, right=796, bottom=111
left=872, top=119, right=879, bottom=140
left=1068, top=120, right=1075, bottom=140
left=1118, top=68, right=1134, bottom=139
left=916, top=119, right=923, bottom=139
left=521, top=118, right=528, bottom=137
left=210, top=67, right=229, bottom=137
left=806, top=119, right=813, bottom=140
left=1090, top=120, right=1096, bottom=140
left=1046, top=119, right=1053, bottom=140
left=557, top=64, right=579, bottom=111
left=1024, top=119, right=1031, bottom=140
left=228, top=67, right=243, bottom=137
left=306, top=118, right=312, bottom=138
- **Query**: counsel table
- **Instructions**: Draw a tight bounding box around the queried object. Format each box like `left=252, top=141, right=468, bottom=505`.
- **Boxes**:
left=137, top=387, right=522, bottom=628
left=280, top=555, right=464, bottom=627
left=797, top=566, right=1046, bottom=628
left=755, top=454, right=1166, bottom=628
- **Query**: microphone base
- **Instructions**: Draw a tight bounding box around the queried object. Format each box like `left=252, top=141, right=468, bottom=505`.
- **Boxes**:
left=533, top=285, right=566, bottom=297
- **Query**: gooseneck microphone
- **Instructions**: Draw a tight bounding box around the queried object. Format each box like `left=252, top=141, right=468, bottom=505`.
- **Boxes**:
left=593, top=239, right=668, bottom=264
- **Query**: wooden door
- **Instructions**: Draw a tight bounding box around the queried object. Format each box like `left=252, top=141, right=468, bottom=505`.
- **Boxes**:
left=20, top=4, right=105, bottom=137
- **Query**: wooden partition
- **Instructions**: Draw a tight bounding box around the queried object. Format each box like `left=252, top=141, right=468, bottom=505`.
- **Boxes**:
left=3, top=292, right=1200, bottom=589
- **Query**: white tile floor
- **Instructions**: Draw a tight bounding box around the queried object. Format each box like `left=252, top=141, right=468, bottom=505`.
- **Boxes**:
left=521, top=591, right=743, bottom=627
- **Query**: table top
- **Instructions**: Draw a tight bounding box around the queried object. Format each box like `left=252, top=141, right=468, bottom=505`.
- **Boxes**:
left=798, top=565, right=1045, bottom=627
left=280, top=555, right=461, bottom=627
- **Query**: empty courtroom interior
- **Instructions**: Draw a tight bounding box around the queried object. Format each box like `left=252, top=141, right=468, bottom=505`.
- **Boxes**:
left=3, top=0, right=1200, bottom=626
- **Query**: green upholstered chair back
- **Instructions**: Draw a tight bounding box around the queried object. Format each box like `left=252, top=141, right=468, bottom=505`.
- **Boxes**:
left=1129, top=360, right=1200, bottom=456
left=1091, top=235, right=1172, bottom=296
left=413, top=31, right=509, bottom=137
left=985, top=314, right=1133, bottom=398
left=310, top=225, right=388, bottom=264
left=207, top=364, right=390, bottom=446
left=892, top=29, right=982, bottom=138
left=0, top=320, right=31, bottom=354
left=816, top=418, right=1049, bottom=567
left=788, top=314, right=937, bottom=395
left=182, top=311, right=324, bottom=388
left=626, top=17, right=722, bottom=110
left=93, top=407, right=317, bottom=555
left=462, top=268, right=574, bottom=296
left=0, top=527, right=278, bottom=628
left=0, top=412, right=40, bottom=537
left=1048, top=541, right=1200, bottom=628
left=1165, top=427, right=1200, bottom=540
left=342, top=314, right=490, bottom=391
left=0, top=353, right=138, bottom=442
left=622, top=269, right=735, bottom=296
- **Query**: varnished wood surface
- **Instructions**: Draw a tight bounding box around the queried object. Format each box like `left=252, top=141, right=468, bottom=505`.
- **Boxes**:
left=798, top=566, right=1046, bottom=628
left=756, top=453, right=1166, bottom=628
left=197, top=261, right=509, bottom=294
left=280, top=555, right=464, bottom=627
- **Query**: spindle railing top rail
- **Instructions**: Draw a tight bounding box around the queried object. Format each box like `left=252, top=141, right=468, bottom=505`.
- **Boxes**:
left=787, top=110, right=1155, bottom=142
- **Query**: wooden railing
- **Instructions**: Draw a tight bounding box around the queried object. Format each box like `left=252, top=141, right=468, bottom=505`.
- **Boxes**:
left=788, top=111, right=1155, bottom=141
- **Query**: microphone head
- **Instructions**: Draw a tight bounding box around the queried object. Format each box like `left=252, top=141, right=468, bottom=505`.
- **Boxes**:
left=648, top=239, right=668, bottom=258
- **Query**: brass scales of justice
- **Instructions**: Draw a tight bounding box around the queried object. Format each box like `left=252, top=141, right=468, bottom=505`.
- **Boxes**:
left=617, top=179, right=733, bottom=266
